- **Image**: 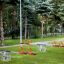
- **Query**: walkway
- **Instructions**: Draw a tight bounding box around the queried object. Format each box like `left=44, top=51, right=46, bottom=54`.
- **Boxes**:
left=0, top=38, right=64, bottom=48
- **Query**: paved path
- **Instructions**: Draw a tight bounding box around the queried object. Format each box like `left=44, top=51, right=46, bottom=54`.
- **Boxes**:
left=0, top=45, right=19, bottom=48
left=0, top=38, right=64, bottom=48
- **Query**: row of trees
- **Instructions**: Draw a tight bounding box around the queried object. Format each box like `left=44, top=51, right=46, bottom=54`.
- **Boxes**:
left=0, top=0, right=64, bottom=45
left=22, top=0, right=64, bottom=38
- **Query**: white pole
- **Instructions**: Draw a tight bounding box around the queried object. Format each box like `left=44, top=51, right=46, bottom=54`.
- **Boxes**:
left=20, top=0, right=22, bottom=46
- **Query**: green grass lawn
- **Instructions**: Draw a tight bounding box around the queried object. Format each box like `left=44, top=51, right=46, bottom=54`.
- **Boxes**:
left=0, top=46, right=64, bottom=64
left=32, top=34, right=64, bottom=42
left=3, top=34, right=64, bottom=46
left=4, top=39, right=20, bottom=46
left=0, top=35, right=64, bottom=64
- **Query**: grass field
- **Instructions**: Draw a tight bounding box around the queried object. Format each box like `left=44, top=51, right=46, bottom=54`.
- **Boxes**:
left=0, top=46, right=64, bottom=64
left=0, top=35, right=64, bottom=64
left=4, top=34, right=64, bottom=46
left=4, top=39, right=20, bottom=46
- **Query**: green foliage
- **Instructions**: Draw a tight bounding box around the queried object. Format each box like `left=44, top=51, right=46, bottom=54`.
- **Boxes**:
left=1, top=0, right=64, bottom=40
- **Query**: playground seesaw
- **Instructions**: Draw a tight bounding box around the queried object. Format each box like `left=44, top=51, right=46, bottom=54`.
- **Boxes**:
left=21, top=40, right=64, bottom=52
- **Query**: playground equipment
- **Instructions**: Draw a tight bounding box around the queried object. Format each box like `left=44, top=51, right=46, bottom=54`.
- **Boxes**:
left=30, top=41, right=51, bottom=52
left=18, top=39, right=36, bottom=55
left=29, top=40, right=64, bottom=52
left=51, top=41, right=64, bottom=47
left=0, top=51, right=11, bottom=61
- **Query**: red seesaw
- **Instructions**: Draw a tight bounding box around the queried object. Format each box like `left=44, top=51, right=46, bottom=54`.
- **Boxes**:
left=18, top=47, right=36, bottom=55
left=18, top=39, right=36, bottom=55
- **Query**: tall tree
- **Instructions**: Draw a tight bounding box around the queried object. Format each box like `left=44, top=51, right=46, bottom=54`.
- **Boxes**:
left=0, top=0, right=19, bottom=45
left=0, top=0, right=5, bottom=45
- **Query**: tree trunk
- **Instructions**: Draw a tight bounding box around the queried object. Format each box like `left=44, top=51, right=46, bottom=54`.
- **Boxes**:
left=0, top=10, right=4, bottom=46
left=11, top=6, right=17, bottom=39
left=25, top=16, right=27, bottom=39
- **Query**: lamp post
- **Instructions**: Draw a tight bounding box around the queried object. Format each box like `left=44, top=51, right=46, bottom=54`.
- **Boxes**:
left=20, top=0, right=22, bottom=47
